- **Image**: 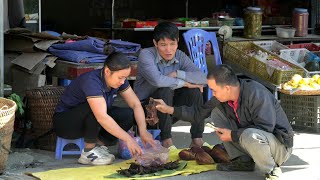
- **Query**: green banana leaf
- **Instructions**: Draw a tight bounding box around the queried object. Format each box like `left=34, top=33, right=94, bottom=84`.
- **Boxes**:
left=105, top=161, right=187, bottom=179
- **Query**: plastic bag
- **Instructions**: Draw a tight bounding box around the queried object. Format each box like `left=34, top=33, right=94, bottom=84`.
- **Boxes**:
left=118, top=130, right=163, bottom=160
left=305, top=52, right=320, bottom=63
left=134, top=140, right=169, bottom=166
left=118, top=130, right=144, bottom=159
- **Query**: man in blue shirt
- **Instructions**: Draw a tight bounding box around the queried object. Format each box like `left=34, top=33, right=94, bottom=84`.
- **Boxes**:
left=134, top=22, right=207, bottom=148
left=53, top=52, right=156, bottom=165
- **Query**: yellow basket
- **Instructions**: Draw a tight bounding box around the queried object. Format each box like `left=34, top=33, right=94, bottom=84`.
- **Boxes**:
left=0, top=98, right=17, bottom=174
left=250, top=44, right=305, bottom=85
left=224, top=41, right=305, bottom=85
left=224, top=41, right=256, bottom=72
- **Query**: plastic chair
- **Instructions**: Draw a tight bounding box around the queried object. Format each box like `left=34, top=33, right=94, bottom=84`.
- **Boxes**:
left=55, top=137, right=84, bottom=160
left=183, top=29, right=222, bottom=101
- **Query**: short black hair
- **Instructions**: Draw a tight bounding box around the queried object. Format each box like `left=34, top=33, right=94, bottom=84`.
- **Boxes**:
left=153, top=21, right=179, bottom=42
left=104, top=52, right=130, bottom=71
left=207, top=64, right=239, bottom=86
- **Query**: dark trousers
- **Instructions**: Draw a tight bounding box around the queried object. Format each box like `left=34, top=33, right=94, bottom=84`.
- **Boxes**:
left=150, top=87, right=204, bottom=140
left=53, top=102, right=134, bottom=143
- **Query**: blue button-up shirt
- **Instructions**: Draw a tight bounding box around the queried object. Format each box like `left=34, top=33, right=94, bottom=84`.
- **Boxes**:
left=55, top=69, right=129, bottom=112
left=134, top=47, right=207, bottom=101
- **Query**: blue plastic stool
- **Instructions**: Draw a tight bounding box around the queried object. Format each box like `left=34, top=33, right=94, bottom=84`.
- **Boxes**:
left=55, top=137, right=85, bottom=160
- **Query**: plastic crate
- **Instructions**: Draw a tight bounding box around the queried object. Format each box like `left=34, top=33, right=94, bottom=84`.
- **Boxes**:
left=279, top=48, right=310, bottom=63
left=253, top=40, right=289, bottom=55
left=279, top=48, right=320, bottom=76
left=251, top=59, right=304, bottom=85
left=223, top=41, right=256, bottom=72
left=287, top=43, right=320, bottom=52
left=224, top=41, right=304, bottom=85
left=280, top=93, right=320, bottom=132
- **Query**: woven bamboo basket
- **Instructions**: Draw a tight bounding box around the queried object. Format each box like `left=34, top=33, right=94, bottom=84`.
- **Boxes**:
left=26, top=86, right=65, bottom=151
left=0, top=98, right=17, bottom=174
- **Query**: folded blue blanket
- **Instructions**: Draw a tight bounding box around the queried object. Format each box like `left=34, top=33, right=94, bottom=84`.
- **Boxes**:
left=48, top=48, right=108, bottom=63
left=49, top=37, right=140, bottom=63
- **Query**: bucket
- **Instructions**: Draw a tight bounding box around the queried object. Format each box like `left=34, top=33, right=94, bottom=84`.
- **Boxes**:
left=0, top=98, right=17, bottom=174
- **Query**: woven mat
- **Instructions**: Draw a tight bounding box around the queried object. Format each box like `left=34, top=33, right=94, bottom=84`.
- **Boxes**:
left=27, top=149, right=216, bottom=180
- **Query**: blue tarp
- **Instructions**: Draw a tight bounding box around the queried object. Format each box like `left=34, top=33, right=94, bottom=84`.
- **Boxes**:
left=48, top=37, right=140, bottom=63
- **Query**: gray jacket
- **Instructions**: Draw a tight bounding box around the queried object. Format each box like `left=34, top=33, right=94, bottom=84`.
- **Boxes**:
left=173, top=79, right=294, bottom=148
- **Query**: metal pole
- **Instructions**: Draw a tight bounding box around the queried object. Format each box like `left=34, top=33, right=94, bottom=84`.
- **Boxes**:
left=0, top=0, right=4, bottom=97
left=111, top=0, right=115, bottom=38
left=39, top=0, right=41, bottom=32
left=185, top=0, right=189, bottom=18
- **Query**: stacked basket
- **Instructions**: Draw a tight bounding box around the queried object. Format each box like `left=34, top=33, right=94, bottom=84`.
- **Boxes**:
left=26, top=86, right=65, bottom=151
left=224, top=41, right=305, bottom=85
left=0, top=98, right=17, bottom=174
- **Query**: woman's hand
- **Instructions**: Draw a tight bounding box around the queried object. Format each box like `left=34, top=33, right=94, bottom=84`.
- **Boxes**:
left=139, top=130, right=157, bottom=148
left=125, top=137, right=144, bottom=157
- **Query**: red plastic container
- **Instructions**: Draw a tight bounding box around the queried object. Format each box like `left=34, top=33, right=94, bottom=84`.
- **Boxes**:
left=122, top=21, right=158, bottom=28
left=287, top=43, right=320, bottom=51
left=122, top=21, right=137, bottom=28
left=135, top=21, right=158, bottom=28
left=292, top=8, right=309, bottom=37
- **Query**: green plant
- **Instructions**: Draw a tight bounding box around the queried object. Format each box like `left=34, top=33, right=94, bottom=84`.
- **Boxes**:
left=8, top=93, right=24, bottom=115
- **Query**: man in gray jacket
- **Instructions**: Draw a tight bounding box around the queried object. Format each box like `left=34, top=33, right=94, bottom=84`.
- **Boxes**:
left=155, top=64, right=293, bottom=180
left=134, top=22, right=207, bottom=148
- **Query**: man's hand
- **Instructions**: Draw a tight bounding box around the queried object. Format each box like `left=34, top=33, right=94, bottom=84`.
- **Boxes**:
left=168, top=71, right=177, bottom=78
left=184, top=82, right=204, bottom=93
left=153, top=99, right=174, bottom=114
left=215, top=128, right=232, bottom=142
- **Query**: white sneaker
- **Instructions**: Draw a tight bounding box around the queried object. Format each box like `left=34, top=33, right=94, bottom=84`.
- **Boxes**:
left=96, top=146, right=115, bottom=161
left=78, top=147, right=114, bottom=165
